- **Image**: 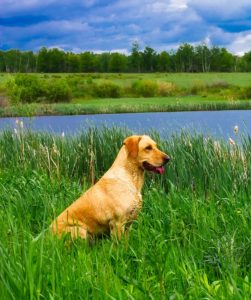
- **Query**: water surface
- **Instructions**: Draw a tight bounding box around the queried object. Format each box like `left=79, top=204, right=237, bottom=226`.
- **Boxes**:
left=0, top=110, right=250, bottom=139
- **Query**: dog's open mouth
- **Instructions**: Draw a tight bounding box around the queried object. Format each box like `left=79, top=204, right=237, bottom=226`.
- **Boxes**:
left=143, top=161, right=165, bottom=174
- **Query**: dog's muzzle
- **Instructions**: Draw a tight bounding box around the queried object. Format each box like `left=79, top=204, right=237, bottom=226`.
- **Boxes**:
left=143, top=155, right=170, bottom=174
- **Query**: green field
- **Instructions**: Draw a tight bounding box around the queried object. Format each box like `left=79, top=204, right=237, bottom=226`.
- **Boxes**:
left=0, top=73, right=251, bottom=117
left=76, top=72, right=251, bottom=88
left=2, top=72, right=251, bottom=87
left=0, top=127, right=250, bottom=299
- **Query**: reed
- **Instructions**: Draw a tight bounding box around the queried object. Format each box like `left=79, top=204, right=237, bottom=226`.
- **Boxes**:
left=0, top=127, right=250, bottom=299
left=0, top=98, right=251, bottom=118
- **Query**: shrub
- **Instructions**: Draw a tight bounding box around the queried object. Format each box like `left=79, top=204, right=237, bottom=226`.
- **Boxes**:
left=239, top=86, right=251, bottom=99
left=0, top=84, right=6, bottom=93
left=51, top=74, right=62, bottom=78
left=6, top=74, right=43, bottom=104
left=65, top=76, right=82, bottom=87
left=208, top=79, right=230, bottom=89
left=44, top=79, right=72, bottom=103
left=0, top=95, right=8, bottom=107
left=190, top=80, right=207, bottom=95
left=6, top=74, right=72, bottom=104
left=157, top=81, right=177, bottom=96
left=94, top=81, right=122, bottom=98
left=218, top=87, right=240, bottom=100
left=86, top=77, right=93, bottom=84
left=131, top=80, right=158, bottom=97
left=65, top=76, right=92, bottom=98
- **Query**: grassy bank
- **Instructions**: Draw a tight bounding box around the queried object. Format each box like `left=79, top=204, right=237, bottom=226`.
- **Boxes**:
left=1, top=97, right=251, bottom=117
left=2, top=72, right=251, bottom=87
left=1, top=72, right=251, bottom=117
left=0, top=127, right=250, bottom=299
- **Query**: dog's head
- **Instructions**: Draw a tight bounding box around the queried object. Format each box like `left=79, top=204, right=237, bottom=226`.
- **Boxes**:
left=123, top=135, right=170, bottom=174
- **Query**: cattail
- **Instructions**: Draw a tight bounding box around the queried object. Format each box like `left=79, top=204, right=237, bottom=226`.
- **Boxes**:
left=229, top=137, right=235, bottom=145
left=52, top=143, right=59, bottom=155
left=234, top=125, right=238, bottom=134
left=213, top=141, right=221, bottom=153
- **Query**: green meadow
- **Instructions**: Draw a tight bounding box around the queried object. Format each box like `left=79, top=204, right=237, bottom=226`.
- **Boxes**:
left=0, top=72, right=251, bottom=117
left=1, top=72, right=251, bottom=87
left=0, top=126, right=250, bottom=299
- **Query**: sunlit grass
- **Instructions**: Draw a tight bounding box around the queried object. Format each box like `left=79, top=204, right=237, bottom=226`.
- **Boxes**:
left=1, top=97, right=251, bottom=117
left=0, top=127, right=250, bottom=299
left=1, top=72, right=251, bottom=116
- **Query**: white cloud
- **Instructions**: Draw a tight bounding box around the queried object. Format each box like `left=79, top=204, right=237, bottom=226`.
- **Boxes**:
left=1, top=0, right=251, bottom=54
left=169, top=0, right=188, bottom=11
left=228, top=33, right=251, bottom=55
left=146, top=0, right=188, bottom=14
left=93, top=48, right=129, bottom=55
left=188, top=0, right=251, bottom=19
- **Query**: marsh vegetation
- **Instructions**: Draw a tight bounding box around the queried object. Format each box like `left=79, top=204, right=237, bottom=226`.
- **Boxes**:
left=0, top=72, right=251, bottom=117
left=0, top=126, right=250, bottom=299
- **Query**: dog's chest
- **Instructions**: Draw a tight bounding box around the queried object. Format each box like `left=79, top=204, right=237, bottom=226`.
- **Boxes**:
left=128, top=193, right=142, bottom=220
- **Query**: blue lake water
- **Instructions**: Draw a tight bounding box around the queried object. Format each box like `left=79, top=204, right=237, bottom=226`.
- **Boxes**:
left=0, top=110, right=250, bottom=139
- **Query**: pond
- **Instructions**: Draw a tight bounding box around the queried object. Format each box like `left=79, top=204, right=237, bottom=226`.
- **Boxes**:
left=0, top=110, right=250, bottom=139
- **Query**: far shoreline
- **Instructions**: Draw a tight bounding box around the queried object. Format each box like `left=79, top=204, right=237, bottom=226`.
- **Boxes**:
left=0, top=98, right=251, bottom=118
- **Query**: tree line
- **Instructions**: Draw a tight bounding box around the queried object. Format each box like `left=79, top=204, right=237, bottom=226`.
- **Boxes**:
left=1, top=42, right=251, bottom=73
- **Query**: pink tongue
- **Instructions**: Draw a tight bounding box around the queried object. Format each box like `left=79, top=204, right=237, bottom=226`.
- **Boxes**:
left=156, top=166, right=165, bottom=174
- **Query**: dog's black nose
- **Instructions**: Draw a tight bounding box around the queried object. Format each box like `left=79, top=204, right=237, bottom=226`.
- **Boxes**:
left=163, top=155, right=170, bottom=165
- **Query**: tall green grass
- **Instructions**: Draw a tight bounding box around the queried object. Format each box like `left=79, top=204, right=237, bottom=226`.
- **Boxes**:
left=0, top=127, right=250, bottom=299
left=1, top=98, right=251, bottom=118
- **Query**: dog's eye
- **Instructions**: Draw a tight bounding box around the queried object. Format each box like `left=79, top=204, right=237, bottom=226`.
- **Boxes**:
left=145, top=145, right=152, bottom=150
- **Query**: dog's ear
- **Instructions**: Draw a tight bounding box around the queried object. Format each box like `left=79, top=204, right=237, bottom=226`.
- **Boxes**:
left=123, top=135, right=142, bottom=159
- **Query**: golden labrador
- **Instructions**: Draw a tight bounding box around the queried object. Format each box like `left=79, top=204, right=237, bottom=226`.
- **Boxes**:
left=50, top=135, right=170, bottom=239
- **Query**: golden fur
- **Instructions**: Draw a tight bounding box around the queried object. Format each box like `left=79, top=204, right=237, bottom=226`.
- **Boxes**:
left=50, top=135, right=169, bottom=239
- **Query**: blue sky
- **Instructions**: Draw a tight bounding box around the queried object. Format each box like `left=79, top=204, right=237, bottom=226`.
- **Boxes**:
left=1, top=0, right=251, bottom=55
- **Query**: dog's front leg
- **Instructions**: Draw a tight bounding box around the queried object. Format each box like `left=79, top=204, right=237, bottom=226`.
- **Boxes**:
left=109, top=220, right=125, bottom=240
left=66, top=226, right=87, bottom=239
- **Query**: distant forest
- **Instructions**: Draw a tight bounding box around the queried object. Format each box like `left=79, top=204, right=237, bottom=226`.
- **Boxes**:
left=1, top=42, right=251, bottom=73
